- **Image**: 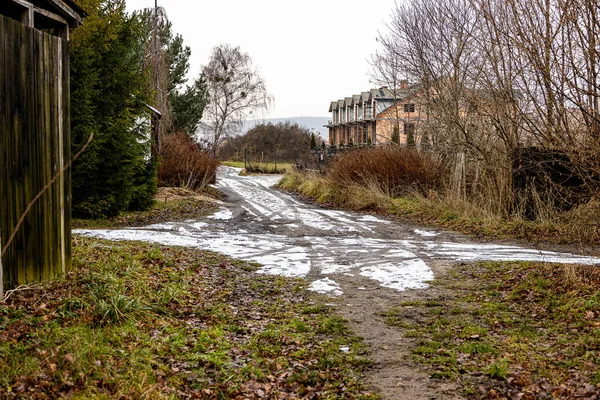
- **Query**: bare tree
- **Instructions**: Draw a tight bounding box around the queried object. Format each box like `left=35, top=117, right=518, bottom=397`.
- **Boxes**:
left=200, top=45, right=271, bottom=154
left=372, top=0, right=600, bottom=218
left=141, top=6, right=171, bottom=151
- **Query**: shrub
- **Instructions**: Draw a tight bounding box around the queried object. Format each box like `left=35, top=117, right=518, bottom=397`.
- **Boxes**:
left=328, top=146, right=446, bottom=197
left=158, top=133, right=220, bottom=190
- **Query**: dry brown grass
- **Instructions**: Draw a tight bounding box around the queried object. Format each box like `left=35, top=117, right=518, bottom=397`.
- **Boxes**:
left=158, top=133, right=220, bottom=190
left=328, top=146, right=446, bottom=197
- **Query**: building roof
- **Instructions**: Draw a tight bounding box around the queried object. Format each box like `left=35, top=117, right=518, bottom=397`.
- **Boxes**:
left=370, top=87, right=397, bottom=100
left=329, top=101, right=338, bottom=112
left=344, top=97, right=353, bottom=107
left=360, top=91, right=371, bottom=103
left=351, top=94, right=361, bottom=106
left=3, top=0, right=84, bottom=28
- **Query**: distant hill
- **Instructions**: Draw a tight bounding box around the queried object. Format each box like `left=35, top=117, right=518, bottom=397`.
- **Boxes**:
left=242, top=116, right=329, bottom=139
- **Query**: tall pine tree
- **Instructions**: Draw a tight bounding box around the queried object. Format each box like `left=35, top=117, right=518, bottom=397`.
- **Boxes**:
left=70, top=0, right=156, bottom=218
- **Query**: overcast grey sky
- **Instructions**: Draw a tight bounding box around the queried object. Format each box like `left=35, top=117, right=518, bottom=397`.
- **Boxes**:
left=125, top=0, right=397, bottom=119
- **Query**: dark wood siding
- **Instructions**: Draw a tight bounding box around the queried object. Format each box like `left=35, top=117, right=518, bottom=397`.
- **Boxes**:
left=0, top=15, right=71, bottom=290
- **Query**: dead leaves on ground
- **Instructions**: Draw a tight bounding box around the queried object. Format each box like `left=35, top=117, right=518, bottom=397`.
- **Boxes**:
left=0, top=238, right=376, bottom=399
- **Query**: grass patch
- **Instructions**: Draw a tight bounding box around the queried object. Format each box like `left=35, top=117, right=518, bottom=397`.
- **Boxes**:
left=277, top=171, right=391, bottom=211
left=0, top=238, right=377, bottom=398
left=72, top=193, right=218, bottom=229
left=383, top=261, right=600, bottom=398
left=222, top=160, right=293, bottom=174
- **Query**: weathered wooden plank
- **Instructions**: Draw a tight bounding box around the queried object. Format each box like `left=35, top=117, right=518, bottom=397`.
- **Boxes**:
left=62, top=37, right=71, bottom=273
left=0, top=15, right=5, bottom=294
left=20, top=20, right=33, bottom=284
left=49, top=31, right=60, bottom=280
left=24, top=22, right=36, bottom=283
left=40, top=30, right=52, bottom=282
left=1, top=16, right=13, bottom=289
left=12, top=17, right=25, bottom=286
left=3, top=16, right=17, bottom=288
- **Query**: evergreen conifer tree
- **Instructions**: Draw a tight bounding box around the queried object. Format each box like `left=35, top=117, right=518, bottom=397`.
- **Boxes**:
left=70, top=0, right=155, bottom=218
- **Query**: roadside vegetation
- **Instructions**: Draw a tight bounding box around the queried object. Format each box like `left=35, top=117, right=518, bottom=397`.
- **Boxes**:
left=382, top=261, right=600, bottom=398
left=277, top=146, right=600, bottom=246
left=0, top=238, right=377, bottom=399
left=72, top=187, right=219, bottom=229
left=158, top=133, right=220, bottom=190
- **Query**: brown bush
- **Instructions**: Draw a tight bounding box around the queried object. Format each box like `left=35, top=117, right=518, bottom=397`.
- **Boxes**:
left=158, top=133, right=220, bottom=190
left=328, top=146, right=446, bottom=197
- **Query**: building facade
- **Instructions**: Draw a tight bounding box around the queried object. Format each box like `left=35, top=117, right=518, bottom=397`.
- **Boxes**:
left=326, top=84, right=425, bottom=146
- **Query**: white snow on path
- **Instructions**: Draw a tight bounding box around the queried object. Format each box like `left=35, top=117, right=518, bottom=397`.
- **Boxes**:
left=208, top=208, right=233, bottom=221
left=308, top=278, right=343, bottom=296
left=75, top=167, right=600, bottom=296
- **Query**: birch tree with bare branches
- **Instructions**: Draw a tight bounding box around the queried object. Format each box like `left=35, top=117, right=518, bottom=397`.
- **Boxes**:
left=201, top=45, right=271, bottom=154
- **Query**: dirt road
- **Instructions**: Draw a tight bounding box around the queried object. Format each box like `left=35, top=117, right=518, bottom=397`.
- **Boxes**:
left=77, top=166, right=600, bottom=398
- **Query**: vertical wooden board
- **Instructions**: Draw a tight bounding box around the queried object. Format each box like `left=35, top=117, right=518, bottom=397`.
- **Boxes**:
left=39, top=32, right=50, bottom=280
left=19, top=21, right=30, bottom=284
left=23, top=24, right=35, bottom=284
left=39, top=32, right=49, bottom=281
left=40, top=31, right=52, bottom=281
left=54, top=35, right=63, bottom=277
left=12, top=19, right=24, bottom=286
left=48, top=33, right=60, bottom=278
left=4, top=17, right=16, bottom=288
left=48, top=33, right=58, bottom=279
left=32, top=31, right=50, bottom=280
left=3, top=17, right=12, bottom=287
left=61, top=38, right=71, bottom=273
left=32, top=29, right=43, bottom=281
left=26, top=25, right=39, bottom=283
left=0, top=16, right=5, bottom=291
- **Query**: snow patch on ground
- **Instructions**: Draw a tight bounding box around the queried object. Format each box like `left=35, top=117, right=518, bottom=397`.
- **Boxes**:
left=414, top=229, right=440, bottom=237
left=208, top=208, right=233, bottom=220
left=359, top=215, right=391, bottom=224
left=360, top=259, right=435, bottom=291
left=308, top=278, right=343, bottom=296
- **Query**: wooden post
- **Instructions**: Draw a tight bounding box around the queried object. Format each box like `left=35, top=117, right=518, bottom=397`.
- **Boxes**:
left=20, top=5, right=34, bottom=27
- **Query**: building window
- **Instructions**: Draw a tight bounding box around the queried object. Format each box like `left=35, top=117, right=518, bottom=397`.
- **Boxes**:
left=404, top=103, right=415, bottom=113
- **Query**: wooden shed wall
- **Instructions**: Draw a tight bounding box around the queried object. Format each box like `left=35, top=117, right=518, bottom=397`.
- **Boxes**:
left=0, top=14, right=71, bottom=290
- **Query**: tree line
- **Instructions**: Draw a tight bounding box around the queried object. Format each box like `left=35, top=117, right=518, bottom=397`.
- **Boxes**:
left=219, top=122, right=316, bottom=167
left=371, top=0, right=600, bottom=218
